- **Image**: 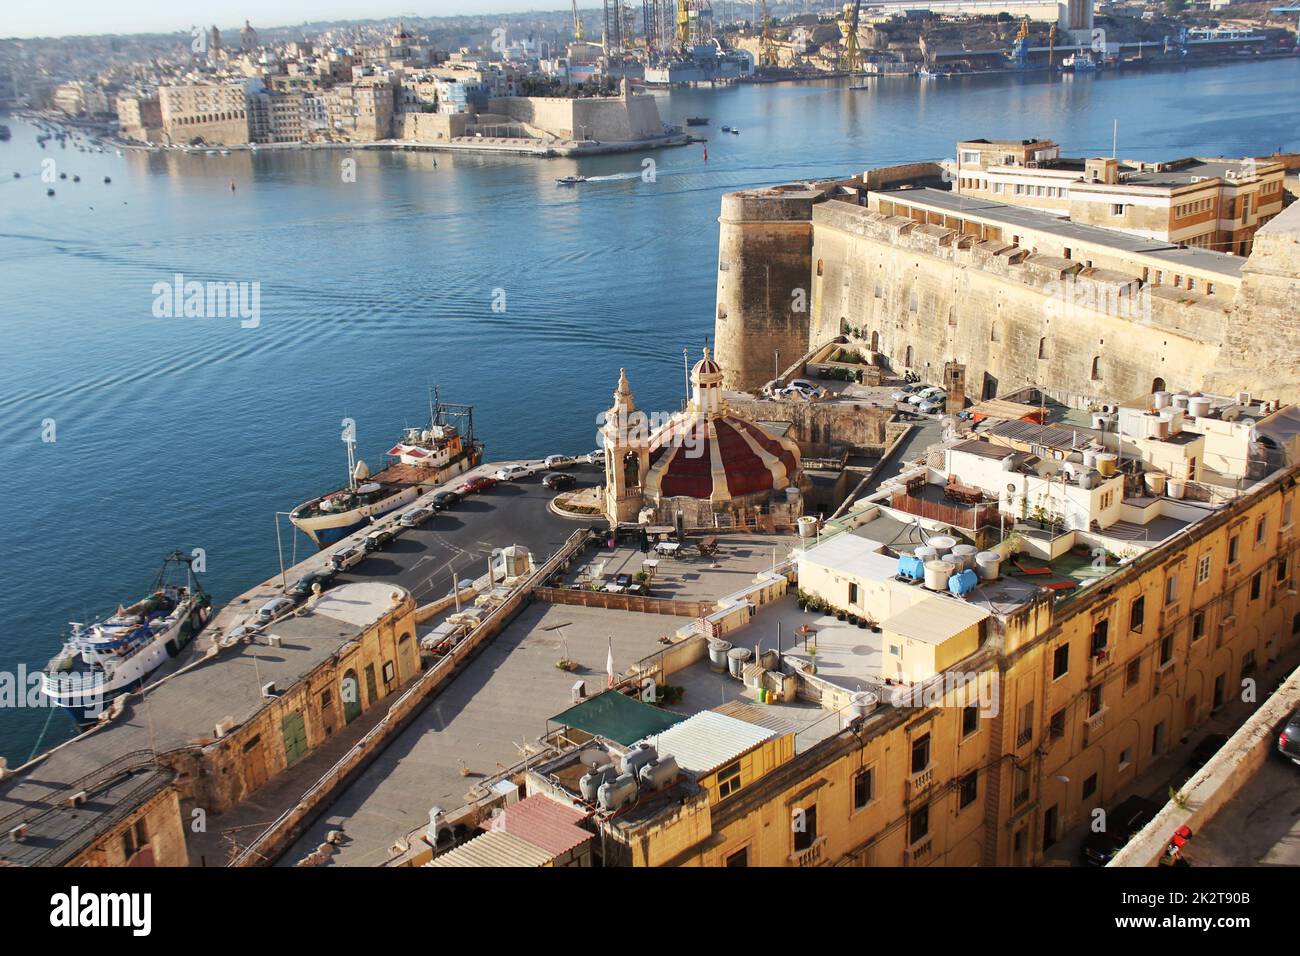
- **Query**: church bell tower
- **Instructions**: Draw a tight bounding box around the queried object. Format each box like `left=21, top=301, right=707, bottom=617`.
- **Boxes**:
left=602, top=368, right=649, bottom=526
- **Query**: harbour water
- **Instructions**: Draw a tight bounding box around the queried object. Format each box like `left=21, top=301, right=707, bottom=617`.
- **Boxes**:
left=1, top=60, right=1297, bottom=761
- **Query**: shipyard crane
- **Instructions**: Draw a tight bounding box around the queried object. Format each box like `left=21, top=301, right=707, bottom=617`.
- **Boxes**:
left=573, top=0, right=586, bottom=40
left=840, top=0, right=863, bottom=74
left=760, top=0, right=779, bottom=67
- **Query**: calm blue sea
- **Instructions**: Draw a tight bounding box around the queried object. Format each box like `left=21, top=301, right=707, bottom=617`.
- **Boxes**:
left=1, top=59, right=1297, bottom=761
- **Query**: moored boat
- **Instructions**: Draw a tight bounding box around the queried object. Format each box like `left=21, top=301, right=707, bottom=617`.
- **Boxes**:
left=41, top=552, right=211, bottom=726
left=289, top=391, right=482, bottom=548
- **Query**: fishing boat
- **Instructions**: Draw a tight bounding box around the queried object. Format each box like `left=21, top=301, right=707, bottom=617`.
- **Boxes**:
left=41, top=552, right=212, bottom=726
left=556, top=175, right=588, bottom=186
left=685, top=116, right=709, bottom=126
left=1062, top=52, right=1100, bottom=72
left=289, top=390, right=482, bottom=548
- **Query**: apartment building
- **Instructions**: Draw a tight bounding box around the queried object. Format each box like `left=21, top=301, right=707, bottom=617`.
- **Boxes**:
left=324, top=77, right=395, bottom=141
left=952, top=137, right=1288, bottom=255
left=115, top=92, right=163, bottom=142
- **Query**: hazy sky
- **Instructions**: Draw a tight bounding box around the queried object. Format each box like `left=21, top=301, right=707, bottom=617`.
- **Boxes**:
left=7, top=1, right=560, bottom=40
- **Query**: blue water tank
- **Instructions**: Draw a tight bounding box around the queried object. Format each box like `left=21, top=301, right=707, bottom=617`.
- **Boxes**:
left=898, top=555, right=925, bottom=581
left=948, top=569, right=979, bottom=596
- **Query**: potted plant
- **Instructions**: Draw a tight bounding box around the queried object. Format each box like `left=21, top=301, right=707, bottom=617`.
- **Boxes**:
left=807, top=643, right=818, bottom=675
left=835, top=608, right=847, bottom=622
left=796, top=588, right=809, bottom=612
left=847, top=613, right=859, bottom=626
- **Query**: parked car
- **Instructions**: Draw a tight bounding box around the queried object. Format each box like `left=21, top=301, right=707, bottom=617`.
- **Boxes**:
left=1188, top=733, right=1231, bottom=770
left=1077, top=795, right=1160, bottom=866
left=494, top=463, right=537, bottom=482
left=789, top=378, right=822, bottom=392
left=256, top=596, right=297, bottom=624
left=1080, top=829, right=1123, bottom=867
left=459, top=475, right=498, bottom=495
left=400, top=507, right=434, bottom=528
left=329, top=546, right=365, bottom=571
left=917, top=397, right=947, bottom=414
left=431, top=490, right=460, bottom=510
left=908, top=386, right=946, bottom=406
left=1278, top=705, right=1300, bottom=765
left=542, top=472, right=577, bottom=491
left=543, top=454, right=576, bottom=469
left=584, top=449, right=606, bottom=465
left=287, top=569, right=336, bottom=599
left=891, top=382, right=925, bottom=402
left=364, top=527, right=396, bottom=552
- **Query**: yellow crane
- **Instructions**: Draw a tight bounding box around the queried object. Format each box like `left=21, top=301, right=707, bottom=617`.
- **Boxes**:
left=840, top=0, right=863, bottom=74
left=760, top=0, right=779, bottom=68
left=573, top=0, right=586, bottom=40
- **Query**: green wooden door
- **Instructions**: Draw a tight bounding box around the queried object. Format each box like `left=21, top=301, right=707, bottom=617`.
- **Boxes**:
left=281, top=711, right=308, bottom=767
left=364, top=663, right=379, bottom=706
left=341, top=669, right=362, bottom=724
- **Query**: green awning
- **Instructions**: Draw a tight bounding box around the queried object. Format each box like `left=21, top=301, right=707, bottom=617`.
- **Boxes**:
left=550, top=691, right=685, bottom=746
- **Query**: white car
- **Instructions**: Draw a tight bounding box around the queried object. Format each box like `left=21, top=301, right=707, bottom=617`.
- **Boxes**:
left=891, top=383, right=924, bottom=402
left=494, top=463, right=537, bottom=481
left=399, top=507, right=434, bottom=528
left=789, top=379, right=823, bottom=393
left=917, top=397, right=947, bottom=414
left=543, top=454, right=576, bottom=469
left=256, top=596, right=296, bottom=624
left=909, top=387, right=946, bottom=406
left=584, top=449, right=606, bottom=465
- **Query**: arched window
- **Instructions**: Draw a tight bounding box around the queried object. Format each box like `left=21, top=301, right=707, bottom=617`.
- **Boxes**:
left=1151, top=377, right=1166, bottom=393
left=870, top=330, right=880, bottom=352
left=905, top=345, right=914, bottom=368
left=1091, top=356, right=1102, bottom=381
left=1038, top=337, right=1047, bottom=360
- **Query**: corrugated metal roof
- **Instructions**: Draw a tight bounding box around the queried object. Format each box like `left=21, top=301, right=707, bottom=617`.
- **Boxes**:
left=988, top=419, right=1088, bottom=452
left=478, top=794, right=592, bottom=858
left=424, top=830, right=554, bottom=868
left=712, top=699, right=797, bottom=737
left=642, top=710, right=777, bottom=775
left=550, top=690, right=686, bottom=746
left=880, top=594, right=989, bottom=646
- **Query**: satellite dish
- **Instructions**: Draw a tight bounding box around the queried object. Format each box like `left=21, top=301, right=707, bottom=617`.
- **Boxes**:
left=579, top=749, right=611, bottom=770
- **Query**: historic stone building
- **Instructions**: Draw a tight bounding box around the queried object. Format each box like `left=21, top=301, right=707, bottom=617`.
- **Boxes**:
left=602, top=350, right=804, bottom=528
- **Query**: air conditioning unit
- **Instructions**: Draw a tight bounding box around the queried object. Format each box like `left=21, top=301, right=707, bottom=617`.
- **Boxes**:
left=66, top=790, right=88, bottom=808
left=214, top=716, right=237, bottom=738
left=266, top=634, right=282, bottom=648
left=8, top=824, right=28, bottom=843
left=260, top=681, right=278, bottom=699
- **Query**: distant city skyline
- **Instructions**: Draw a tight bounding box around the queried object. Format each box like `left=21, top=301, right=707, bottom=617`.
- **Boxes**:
left=5, top=1, right=572, bottom=40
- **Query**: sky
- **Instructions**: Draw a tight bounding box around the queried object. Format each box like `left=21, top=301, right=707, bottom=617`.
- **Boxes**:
left=6, top=1, right=562, bottom=40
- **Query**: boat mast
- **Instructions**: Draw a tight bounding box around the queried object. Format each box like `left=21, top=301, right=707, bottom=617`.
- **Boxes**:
left=345, top=424, right=358, bottom=492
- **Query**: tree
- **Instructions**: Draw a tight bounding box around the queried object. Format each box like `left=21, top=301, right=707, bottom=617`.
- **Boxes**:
left=1165, top=0, right=1187, bottom=14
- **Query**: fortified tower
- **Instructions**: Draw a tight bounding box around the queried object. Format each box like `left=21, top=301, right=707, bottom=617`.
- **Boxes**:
left=713, top=185, right=822, bottom=393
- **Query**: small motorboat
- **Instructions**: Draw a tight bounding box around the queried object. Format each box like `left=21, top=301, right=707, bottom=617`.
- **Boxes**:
left=556, top=175, right=588, bottom=186
left=720, top=125, right=734, bottom=133
left=685, top=116, right=709, bottom=126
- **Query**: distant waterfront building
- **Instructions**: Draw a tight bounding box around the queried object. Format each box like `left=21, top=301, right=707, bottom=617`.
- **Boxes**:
left=209, top=25, right=222, bottom=57
left=240, top=19, right=259, bottom=53
left=323, top=77, right=395, bottom=141
left=159, top=81, right=251, bottom=146
left=115, top=92, right=163, bottom=142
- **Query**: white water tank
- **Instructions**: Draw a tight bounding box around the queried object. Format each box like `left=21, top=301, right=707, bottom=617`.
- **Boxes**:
left=1097, top=453, right=1118, bottom=476
left=1167, top=479, right=1186, bottom=499
left=1145, top=472, right=1168, bottom=497
left=928, top=535, right=957, bottom=558
left=707, top=639, right=732, bottom=672
left=924, top=559, right=955, bottom=591
left=1083, top=449, right=1099, bottom=469
left=849, top=691, right=879, bottom=718
left=950, top=544, right=978, bottom=572
left=797, top=515, right=818, bottom=538
left=1172, top=393, right=1190, bottom=410
left=1077, top=469, right=1096, bottom=490
left=597, top=773, right=638, bottom=812
left=1091, top=412, right=1109, bottom=431
left=914, top=546, right=938, bottom=563
left=727, top=647, right=753, bottom=679
left=1188, top=396, right=1212, bottom=418
left=975, top=550, right=1002, bottom=580
left=1153, top=391, right=1171, bottom=410
left=1236, top=391, right=1251, bottom=405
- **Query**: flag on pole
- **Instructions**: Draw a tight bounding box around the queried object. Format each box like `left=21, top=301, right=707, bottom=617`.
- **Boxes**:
left=606, top=636, right=615, bottom=689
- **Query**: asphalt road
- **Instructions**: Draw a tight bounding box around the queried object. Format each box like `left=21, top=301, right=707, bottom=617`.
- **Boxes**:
left=328, top=463, right=604, bottom=604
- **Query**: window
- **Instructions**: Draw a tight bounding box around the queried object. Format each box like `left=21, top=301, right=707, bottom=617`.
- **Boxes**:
left=911, top=733, right=931, bottom=774
left=1100, top=490, right=1115, bottom=510
left=121, top=819, right=148, bottom=860
left=1251, top=572, right=1262, bottom=601
left=1038, top=337, right=1047, bottom=360
left=1159, top=634, right=1174, bottom=666
left=382, top=660, right=395, bottom=684
left=725, top=847, right=749, bottom=867
left=1228, top=535, right=1240, bottom=565
left=1196, top=554, right=1212, bottom=585
left=1090, top=620, right=1109, bottom=656
left=1278, top=557, right=1290, bottom=583
left=1191, top=611, right=1205, bottom=642
left=1082, top=773, right=1098, bottom=800
left=1242, top=649, right=1257, bottom=677
left=1111, top=203, right=1125, bottom=216
left=1091, top=354, right=1102, bottom=382
left=1126, top=657, right=1141, bottom=689
left=1013, top=766, right=1031, bottom=806
left=1283, top=499, right=1293, bottom=528
left=1165, top=573, right=1179, bottom=606
left=909, top=804, right=929, bottom=844
left=1052, top=643, right=1070, bottom=679
left=717, top=761, right=742, bottom=799
left=1130, top=596, right=1145, bottom=632
left=959, top=771, right=978, bottom=809
left=816, top=259, right=824, bottom=276
left=1256, top=517, right=1267, bottom=546
left=853, top=768, right=874, bottom=810
left=1088, top=685, right=1103, bottom=717
left=848, top=582, right=859, bottom=605
left=320, top=689, right=332, bottom=710
left=1017, top=701, right=1033, bottom=746
left=962, top=704, right=979, bottom=737
left=1119, top=746, right=1133, bottom=770
left=793, top=804, right=818, bottom=852
left=1049, top=708, right=1066, bottom=741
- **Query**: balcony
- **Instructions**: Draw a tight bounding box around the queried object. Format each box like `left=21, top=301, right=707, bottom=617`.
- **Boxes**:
left=907, top=764, right=935, bottom=799
left=789, top=836, right=825, bottom=867
left=1084, top=707, right=1107, bottom=742
left=907, top=836, right=933, bottom=865
left=1015, top=727, right=1032, bottom=749
left=1088, top=647, right=1111, bottom=678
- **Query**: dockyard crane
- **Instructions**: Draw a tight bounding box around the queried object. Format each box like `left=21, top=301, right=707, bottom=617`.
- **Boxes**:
left=760, top=0, right=779, bottom=67
left=840, top=0, right=863, bottom=74
left=573, top=0, right=586, bottom=40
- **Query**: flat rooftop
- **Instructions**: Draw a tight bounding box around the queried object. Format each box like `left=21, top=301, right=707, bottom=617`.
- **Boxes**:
left=870, top=187, right=1245, bottom=279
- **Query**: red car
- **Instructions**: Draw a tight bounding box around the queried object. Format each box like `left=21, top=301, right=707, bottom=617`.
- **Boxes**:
left=459, top=475, right=498, bottom=495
